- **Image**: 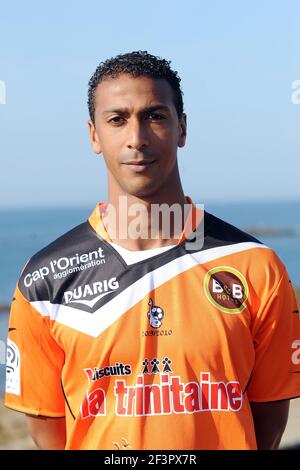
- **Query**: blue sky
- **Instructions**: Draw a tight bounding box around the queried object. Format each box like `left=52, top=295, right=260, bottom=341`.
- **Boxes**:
left=0, top=1, right=299, bottom=208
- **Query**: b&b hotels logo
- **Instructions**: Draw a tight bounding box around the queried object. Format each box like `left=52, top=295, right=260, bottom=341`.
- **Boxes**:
left=204, top=266, right=249, bottom=314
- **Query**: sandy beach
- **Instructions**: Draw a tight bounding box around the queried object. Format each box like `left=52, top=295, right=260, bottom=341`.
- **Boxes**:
left=0, top=401, right=37, bottom=450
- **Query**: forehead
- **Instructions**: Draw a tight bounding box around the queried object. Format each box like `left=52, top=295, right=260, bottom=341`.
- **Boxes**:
left=94, top=74, right=175, bottom=112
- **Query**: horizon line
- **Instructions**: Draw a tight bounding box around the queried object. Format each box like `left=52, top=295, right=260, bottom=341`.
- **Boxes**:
left=1, top=197, right=300, bottom=211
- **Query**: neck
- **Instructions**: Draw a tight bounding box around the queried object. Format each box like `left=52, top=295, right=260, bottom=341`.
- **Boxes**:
left=103, top=173, right=188, bottom=250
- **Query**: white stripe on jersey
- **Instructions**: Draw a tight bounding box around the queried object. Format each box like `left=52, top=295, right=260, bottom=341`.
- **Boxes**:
left=30, top=241, right=268, bottom=337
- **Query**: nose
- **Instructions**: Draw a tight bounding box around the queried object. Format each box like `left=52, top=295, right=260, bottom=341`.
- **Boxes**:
left=127, top=117, right=149, bottom=151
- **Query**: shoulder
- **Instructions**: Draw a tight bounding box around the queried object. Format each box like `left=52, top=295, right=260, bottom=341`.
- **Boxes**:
left=204, top=210, right=286, bottom=278
left=18, top=220, right=107, bottom=301
left=202, top=212, right=292, bottom=318
left=204, top=211, right=262, bottom=245
left=21, top=221, right=92, bottom=276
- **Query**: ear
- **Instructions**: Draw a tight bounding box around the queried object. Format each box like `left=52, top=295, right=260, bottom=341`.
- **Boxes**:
left=88, top=120, right=102, bottom=155
left=178, top=113, right=187, bottom=148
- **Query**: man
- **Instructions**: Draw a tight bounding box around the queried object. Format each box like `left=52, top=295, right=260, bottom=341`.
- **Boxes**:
left=5, top=51, right=300, bottom=450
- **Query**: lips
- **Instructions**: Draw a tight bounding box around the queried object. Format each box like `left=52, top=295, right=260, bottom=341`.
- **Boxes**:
left=124, top=160, right=156, bottom=165
left=123, top=160, right=156, bottom=172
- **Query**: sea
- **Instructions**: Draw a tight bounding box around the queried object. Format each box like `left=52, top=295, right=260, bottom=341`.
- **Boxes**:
left=0, top=200, right=300, bottom=391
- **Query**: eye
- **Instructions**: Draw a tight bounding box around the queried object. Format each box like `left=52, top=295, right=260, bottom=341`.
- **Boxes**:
left=108, top=116, right=125, bottom=124
left=147, top=113, right=165, bottom=121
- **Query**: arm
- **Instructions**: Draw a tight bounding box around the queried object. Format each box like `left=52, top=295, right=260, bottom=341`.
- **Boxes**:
left=26, top=415, right=67, bottom=450
left=250, top=400, right=290, bottom=450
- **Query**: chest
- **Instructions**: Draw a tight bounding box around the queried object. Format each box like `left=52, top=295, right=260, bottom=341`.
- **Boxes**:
left=52, top=261, right=255, bottom=387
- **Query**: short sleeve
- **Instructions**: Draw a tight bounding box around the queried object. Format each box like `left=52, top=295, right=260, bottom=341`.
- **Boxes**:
left=247, top=266, right=300, bottom=402
left=4, top=284, right=66, bottom=417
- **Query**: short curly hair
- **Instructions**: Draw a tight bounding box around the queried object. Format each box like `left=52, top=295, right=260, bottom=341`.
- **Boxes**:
left=87, top=51, right=184, bottom=124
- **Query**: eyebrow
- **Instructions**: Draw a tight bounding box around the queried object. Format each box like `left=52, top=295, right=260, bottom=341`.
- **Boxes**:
left=102, top=105, right=170, bottom=115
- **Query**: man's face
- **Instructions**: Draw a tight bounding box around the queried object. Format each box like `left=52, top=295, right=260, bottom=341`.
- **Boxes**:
left=88, top=74, right=186, bottom=199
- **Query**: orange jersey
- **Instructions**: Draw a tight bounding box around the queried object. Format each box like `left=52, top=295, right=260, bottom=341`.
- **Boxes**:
left=5, top=200, right=300, bottom=450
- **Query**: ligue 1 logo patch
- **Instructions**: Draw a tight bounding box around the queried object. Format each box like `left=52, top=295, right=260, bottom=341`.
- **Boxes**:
left=204, top=266, right=249, bottom=314
left=6, top=338, right=21, bottom=396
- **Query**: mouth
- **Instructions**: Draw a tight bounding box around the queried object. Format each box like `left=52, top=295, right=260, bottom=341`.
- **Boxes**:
left=122, top=160, right=157, bottom=173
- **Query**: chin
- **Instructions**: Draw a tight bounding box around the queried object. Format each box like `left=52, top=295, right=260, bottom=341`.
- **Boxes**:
left=124, top=182, right=161, bottom=199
